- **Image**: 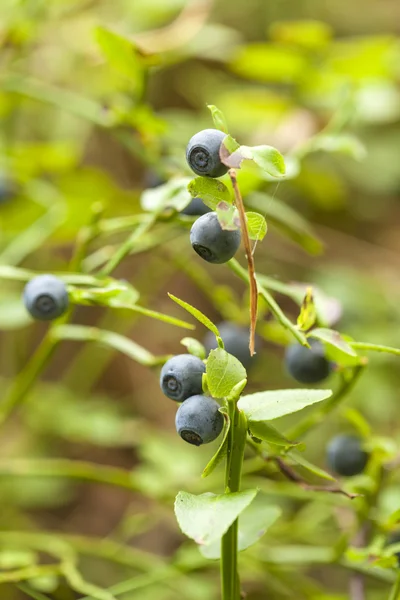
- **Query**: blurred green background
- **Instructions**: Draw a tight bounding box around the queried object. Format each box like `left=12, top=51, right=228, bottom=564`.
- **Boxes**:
left=1, top=0, right=400, bottom=598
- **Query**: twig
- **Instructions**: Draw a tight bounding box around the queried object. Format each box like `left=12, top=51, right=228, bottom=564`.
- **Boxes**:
left=272, top=457, right=360, bottom=500
left=229, top=169, right=257, bottom=355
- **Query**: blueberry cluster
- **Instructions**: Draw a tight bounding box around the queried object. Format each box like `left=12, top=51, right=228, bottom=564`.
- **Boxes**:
left=160, top=353, right=223, bottom=446
left=186, top=129, right=241, bottom=264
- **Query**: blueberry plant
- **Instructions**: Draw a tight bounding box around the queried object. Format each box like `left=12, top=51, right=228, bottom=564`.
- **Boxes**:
left=1, top=5, right=400, bottom=600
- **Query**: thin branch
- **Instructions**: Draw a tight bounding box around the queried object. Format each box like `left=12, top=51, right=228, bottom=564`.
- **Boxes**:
left=229, top=169, right=257, bottom=355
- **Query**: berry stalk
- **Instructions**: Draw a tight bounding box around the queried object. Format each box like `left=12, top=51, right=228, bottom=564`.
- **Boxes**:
left=221, top=402, right=247, bottom=600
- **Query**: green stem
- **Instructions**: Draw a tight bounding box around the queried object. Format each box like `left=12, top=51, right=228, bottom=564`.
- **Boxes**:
left=221, top=404, right=247, bottom=600
left=286, top=365, right=365, bottom=440
left=389, top=573, right=400, bottom=600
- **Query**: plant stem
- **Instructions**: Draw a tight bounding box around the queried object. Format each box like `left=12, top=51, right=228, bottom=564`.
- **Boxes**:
left=221, top=403, right=247, bottom=600
left=389, top=573, right=400, bottom=600
left=229, top=169, right=257, bottom=355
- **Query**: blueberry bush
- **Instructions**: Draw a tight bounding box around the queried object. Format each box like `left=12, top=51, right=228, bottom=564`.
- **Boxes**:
left=1, top=2, right=400, bottom=600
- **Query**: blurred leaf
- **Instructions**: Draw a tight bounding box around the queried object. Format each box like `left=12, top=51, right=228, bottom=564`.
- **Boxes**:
left=269, top=20, right=333, bottom=50
left=309, top=328, right=358, bottom=357
left=28, top=575, right=59, bottom=594
left=215, top=201, right=240, bottom=230
left=141, top=178, right=192, bottom=212
left=308, top=134, right=367, bottom=161
left=168, top=293, right=219, bottom=335
left=207, top=105, right=228, bottom=133
left=288, top=451, right=335, bottom=481
left=174, top=489, right=258, bottom=545
left=245, top=193, right=323, bottom=254
left=230, top=43, right=308, bottom=83
left=180, top=337, right=206, bottom=359
left=238, top=389, right=332, bottom=421
left=248, top=421, right=297, bottom=447
left=94, top=26, right=144, bottom=91
left=243, top=145, right=286, bottom=178
left=245, top=211, right=267, bottom=241
left=200, top=494, right=281, bottom=558
left=297, top=288, right=317, bottom=331
left=202, top=407, right=230, bottom=478
left=188, top=177, right=231, bottom=210
left=206, top=348, right=247, bottom=399
left=343, top=408, right=371, bottom=438
left=0, top=291, right=32, bottom=330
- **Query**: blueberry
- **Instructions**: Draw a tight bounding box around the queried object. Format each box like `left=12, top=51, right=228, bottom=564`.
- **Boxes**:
left=160, top=354, right=205, bottom=402
left=204, top=321, right=260, bottom=368
left=285, top=339, right=331, bottom=384
left=186, top=129, right=228, bottom=178
left=327, top=434, right=369, bottom=477
left=181, top=197, right=211, bottom=217
left=23, top=275, right=69, bottom=321
left=175, top=394, right=224, bottom=446
left=190, top=212, right=241, bottom=264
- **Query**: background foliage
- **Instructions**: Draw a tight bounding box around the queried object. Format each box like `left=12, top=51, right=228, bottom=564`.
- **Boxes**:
left=1, top=0, right=400, bottom=598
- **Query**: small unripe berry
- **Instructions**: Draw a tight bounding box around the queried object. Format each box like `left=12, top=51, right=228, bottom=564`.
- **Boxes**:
left=327, top=434, right=369, bottom=477
left=181, top=197, right=211, bottom=217
left=160, top=354, right=205, bottom=402
left=23, top=275, right=69, bottom=321
left=190, top=212, right=241, bottom=264
left=285, top=340, right=331, bottom=384
left=175, top=395, right=224, bottom=446
left=186, top=129, right=228, bottom=178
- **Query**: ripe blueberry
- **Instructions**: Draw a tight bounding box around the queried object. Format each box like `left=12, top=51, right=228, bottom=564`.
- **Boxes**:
left=23, top=274, right=69, bottom=321
left=160, top=354, right=205, bottom=402
left=186, top=129, right=228, bottom=178
left=204, top=321, right=260, bottom=369
left=190, top=212, right=241, bottom=264
left=175, top=394, right=224, bottom=446
left=181, top=197, right=211, bottom=217
left=285, top=339, right=331, bottom=384
left=327, top=434, right=369, bottom=477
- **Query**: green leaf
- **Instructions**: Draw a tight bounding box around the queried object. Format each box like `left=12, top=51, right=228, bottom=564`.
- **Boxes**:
left=309, top=328, right=358, bottom=357
left=244, top=145, right=286, bottom=178
left=297, top=288, right=317, bottom=331
left=269, top=20, right=333, bottom=50
left=248, top=420, right=298, bottom=447
left=238, top=389, right=332, bottom=421
left=206, top=348, right=247, bottom=399
left=174, top=489, right=258, bottom=545
left=245, top=212, right=267, bottom=241
left=200, top=494, right=281, bottom=558
left=180, top=337, right=206, bottom=360
left=94, top=26, right=144, bottom=90
left=188, top=177, right=231, bottom=210
left=226, top=379, right=248, bottom=402
left=0, top=549, right=37, bottom=569
left=207, top=105, right=228, bottom=133
left=308, top=134, right=367, bottom=161
left=245, top=193, right=323, bottom=255
left=168, top=293, right=220, bottom=336
left=52, top=325, right=164, bottom=366
left=288, top=451, right=335, bottom=481
left=202, top=407, right=230, bottom=478
left=230, top=43, right=307, bottom=84
left=141, top=178, right=192, bottom=212
left=216, top=202, right=240, bottom=230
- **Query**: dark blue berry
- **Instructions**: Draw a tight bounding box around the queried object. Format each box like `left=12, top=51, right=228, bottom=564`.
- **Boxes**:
left=181, top=197, right=211, bottom=216
left=175, top=395, right=224, bottom=446
left=285, top=339, right=331, bottom=384
left=204, top=321, right=260, bottom=368
left=186, top=129, right=228, bottom=178
left=327, top=434, right=369, bottom=477
left=23, top=275, right=69, bottom=321
left=190, top=212, right=241, bottom=264
left=160, top=354, right=205, bottom=402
